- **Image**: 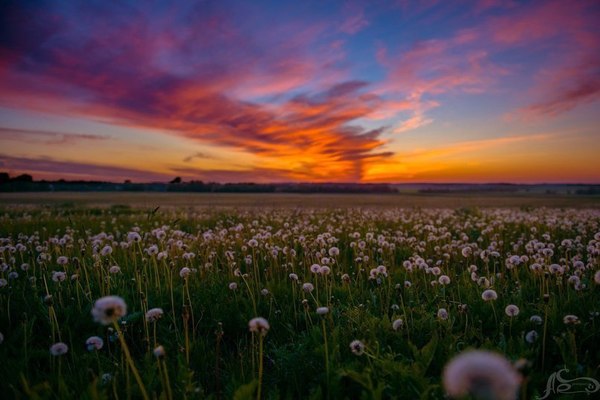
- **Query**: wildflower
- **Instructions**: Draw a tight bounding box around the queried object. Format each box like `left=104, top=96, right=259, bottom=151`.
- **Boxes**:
left=109, top=265, right=121, bottom=274
left=310, top=264, right=321, bottom=274
left=525, top=330, right=538, bottom=344
left=100, top=245, right=113, bottom=256
left=404, top=280, right=412, bottom=288
left=86, top=336, right=104, bottom=351
left=392, top=318, right=404, bottom=331
left=153, top=345, right=166, bottom=358
left=316, top=307, right=329, bottom=315
left=57, top=256, right=68, bottom=265
left=438, top=308, right=449, bottom=320
left=349, top=340, right=365, bottom=356
left=248, top=317, right=270, bottom=336
left=302, top=282, right=314, bottom=293
left=439, top=275, right=451, bottom=285
left=563, top=314, right=580, bottom=325
left=145, top=307, right=164, bottom=322
left=127, top=232, right=141, bottom=242
left=52, top=271, right=66, bottom=282
left=341, top=273, right=350, bottom=283
left=101, top=373, right=112, bottom=384
left=289, top=273, right=298, bottom=281
left=328, top=247, right=340, bottom=257
left=443, top=350, right=520, bottom=400
left=228, top=282, right=238, bottom=291
left=505, top=305, right=520, bottom=317
left=50, top=342, right=69, bottom=356
left=319, top=265, right=331, bottom=275
left=530, top=315, right=543, bottom=325
left=92, top=296, right=127, bottom=325
left=594, top=270, right=600, bottom=285
left=0, top=278, right=7, bottom=288
left=179, top=267, right=191, bottom=279
left=481, top=289, right=498, bottom=301
left=260, top=288, right=269, bottom=296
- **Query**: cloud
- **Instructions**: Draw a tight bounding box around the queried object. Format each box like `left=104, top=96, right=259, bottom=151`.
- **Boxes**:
left=182, top=152, right=214, bottom=163
left=0, top=154, right=171, bottom=182
left=0, top=127, right=109, bottom=145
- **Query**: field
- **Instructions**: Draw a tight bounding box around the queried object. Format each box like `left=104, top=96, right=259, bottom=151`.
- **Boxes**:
left=0, top=192, right=599, bottom=399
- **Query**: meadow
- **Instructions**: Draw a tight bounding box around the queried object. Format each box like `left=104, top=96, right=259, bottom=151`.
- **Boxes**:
left=0, top=193, right=599, bottom=399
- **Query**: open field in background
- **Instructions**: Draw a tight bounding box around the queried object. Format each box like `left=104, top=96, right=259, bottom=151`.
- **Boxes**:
left=1, top=191, right=599, bottom=209
left=1, top=193, right=599, bottom=399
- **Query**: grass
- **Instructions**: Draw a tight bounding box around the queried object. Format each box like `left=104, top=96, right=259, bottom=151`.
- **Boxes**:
left=0, top=195, right=598, bottom=399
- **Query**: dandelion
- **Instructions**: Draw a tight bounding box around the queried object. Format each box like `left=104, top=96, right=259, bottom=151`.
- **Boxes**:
left=316, top=306, right=329, bottom=315
left=50, top=342, right=69, bottom=356
left=594, top=270, right=600, bottom=285
left=563, top=314, right=580, bottom=325
left=310, top=264, right=321, bottom=274
left=530, top=315, right=543, bottom=325
left=260, top=288, right=269, bottom=296
left=0, top=278, right=8, bottom=288
left=109, top=265, right=121, bottom=274
left=57, top=256, right=68, bottom=265
left=153, top=345, right=166, bottom=358
left=100, top=245, right=113, bottom=256
left=438, top=308, right=449, bottom=320
left=248, top=317, right=270, bottom=336
left=525, top=330, right=538, bottom=344
left=302, top=282, right=314, bottom=293
left=505, top=305, right=520, bottom=317
left=443, top=350, right=520, bottom=400
left=92, top=295, right=127, bottom=325
left=319, top=265, right=331, bottom=275
left=439, top=275, right=451, bottom=285
left=482, top=289, right=498, bottom=301
left=289, top=273, right=298, bottom=281
left=179, top=267, right=191, bottom=279
left=228, top=282, right=238, bottom=290
left=85, top=336, right=104, bottom=351
left=392, top=318, right=404, bottom=331
left=52, top=271, right=66, bottom=282
left=145, top=307, right=164, bottom=322
left=349, top=340, right=365, bottom=356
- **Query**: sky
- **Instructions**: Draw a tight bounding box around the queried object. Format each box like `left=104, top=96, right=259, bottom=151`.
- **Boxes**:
left=0, top=0, right=599, bottom=183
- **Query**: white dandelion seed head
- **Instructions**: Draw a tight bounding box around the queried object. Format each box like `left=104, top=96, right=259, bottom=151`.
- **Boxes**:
left=50, top=342, right=69, bottom=356
left=392, top=318, right=404, bottom=331
left=179, top=267, right=191, bottom=279
left=109, top=265, right=121, bottom=274
left=85, top=336, right=104, bottom=351
left=302, top=282, right=314, bottom=293
left=248, top=317, right=270, bottom=336
left=443, top=350, right=521, bottom=400
left=482, top=289, right=498, bottom=301
left=92, top=295, right=127, bottom=325
left=319, top=265, right=331, bottom=275
left=594, top=270, right=600, bottom=285
left=289, top=273, right=298, bottom=281
left=437, top=308, right=449, bottom=320
left=530, top=315, right=543, bottom=325
left=52, top=271, right=66, bottom=282
left=350, top=340, right=365, bottom=356
left=563, top=314, right=580, bottom=325
left=505, top=305, right=520, bottom=317
left=439, top=275, right=451, bottom=285
left=57, top=256, right=68, bottom=265
left=310, top=264, right=321, bottom=274
left=525, top=330, right=538, bottom=344
left=228, top=282, right=238, bottom=291
left=316, top=306, right=329, bottom=315
left=153, top=345, right=166, bottom=358
left=145, top=307, right=164, bottom=322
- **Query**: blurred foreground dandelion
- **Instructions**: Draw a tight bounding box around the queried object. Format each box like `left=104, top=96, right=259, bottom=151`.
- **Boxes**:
left=92, top=296, right=127, bottom=325
left=349, top=340, right=365, bottom=356
left=443, top=350, right=520, bottom=400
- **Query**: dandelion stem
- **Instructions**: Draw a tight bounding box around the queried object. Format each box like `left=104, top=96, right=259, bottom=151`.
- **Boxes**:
left=113, top=322, right=149, bottom=400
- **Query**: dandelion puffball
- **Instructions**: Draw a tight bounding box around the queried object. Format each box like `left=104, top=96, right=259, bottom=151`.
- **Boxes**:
left=50, top=342, right=69, bottom=356
left=248, top=317, right=270, bottom=336
left=316, top=306, right=329, bottom=315
left=92, top=295, right=127, bottom=325
left=481, top=289, right=498, bottom=301
left=349, top=340, right=365, bottom=356
left=145, top=307, right=164, bottom=322
left=443, top=350, right=520, bottom=400
left=505, top=305, right=520, bottom=317
left=392, top=318, right=404, bottom=331
left=86, top=336, right=104, bottom=351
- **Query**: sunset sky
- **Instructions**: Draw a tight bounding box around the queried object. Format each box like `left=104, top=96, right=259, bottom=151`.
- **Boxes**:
left=1, top=0, right=599, bottom=183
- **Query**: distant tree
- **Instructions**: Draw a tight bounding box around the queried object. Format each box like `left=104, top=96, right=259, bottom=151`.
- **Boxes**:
left=12, top=173, right=33, bottom=182
left=0, top=172, right=9, bottom=183
left=170, top=177, right=182, bottom=184
left=124, top=179, right=132, bottom=184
